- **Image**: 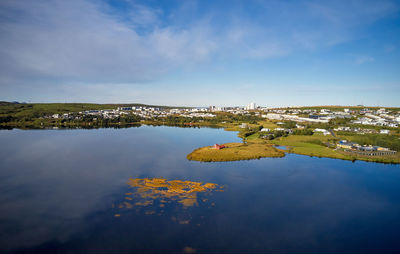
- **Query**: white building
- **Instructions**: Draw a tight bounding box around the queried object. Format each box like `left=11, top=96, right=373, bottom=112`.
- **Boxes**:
left=265, top=113, right=283, bottom=120
left=377, top=108, right=386, bottom=114
left=314, top=128, right=330, bottom=136
left=246, top=102, right=256, bottom=110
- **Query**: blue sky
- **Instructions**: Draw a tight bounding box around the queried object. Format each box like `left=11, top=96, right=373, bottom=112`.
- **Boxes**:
left=0, top=0, right=399, bottom=107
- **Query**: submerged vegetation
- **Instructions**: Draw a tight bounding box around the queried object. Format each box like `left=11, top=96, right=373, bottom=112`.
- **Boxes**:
left=114, top=178, right=222, bottom=212
left=187, top=142, right=285, bottom=162
left=113, top=178, right=223, bottom=224
left=112, top=178, right=224, bottom=225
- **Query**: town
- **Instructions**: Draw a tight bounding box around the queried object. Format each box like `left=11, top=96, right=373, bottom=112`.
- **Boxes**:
left=0, top=101, right=399, bottom=163
left=48, top=103, right=400, bottom=130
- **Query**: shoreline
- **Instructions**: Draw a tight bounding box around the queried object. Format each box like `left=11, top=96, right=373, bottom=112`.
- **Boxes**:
left=187, top=142, right=285, bottom=162
left=1, top=122, right=399, bottom=164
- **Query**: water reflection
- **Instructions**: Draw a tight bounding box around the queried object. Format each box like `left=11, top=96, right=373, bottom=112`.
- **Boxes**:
left=113, top=178, right=223, bottom=219
left=1, top=127, right=400, bottom=254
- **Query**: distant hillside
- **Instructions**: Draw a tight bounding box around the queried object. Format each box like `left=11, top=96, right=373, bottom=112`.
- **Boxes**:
left=0, top=102, right=189, bottom=119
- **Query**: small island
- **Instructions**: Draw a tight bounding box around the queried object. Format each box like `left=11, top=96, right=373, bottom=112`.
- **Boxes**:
left=187, top=142, right=285, bottom=162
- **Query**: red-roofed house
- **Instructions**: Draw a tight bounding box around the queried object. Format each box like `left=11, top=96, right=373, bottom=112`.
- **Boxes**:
left=213, top=144, right=225, bottom=150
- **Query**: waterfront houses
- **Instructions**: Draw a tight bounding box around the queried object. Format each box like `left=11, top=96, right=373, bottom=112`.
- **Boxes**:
left=337, top=140, right=396, bottom=156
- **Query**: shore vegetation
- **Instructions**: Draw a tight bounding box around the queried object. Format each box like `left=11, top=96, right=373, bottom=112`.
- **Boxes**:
left=187, top=142, right=285, bottom=162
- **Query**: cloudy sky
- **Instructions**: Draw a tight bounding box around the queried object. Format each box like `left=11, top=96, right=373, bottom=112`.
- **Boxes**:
left=0, top=0, right=399, bottom=107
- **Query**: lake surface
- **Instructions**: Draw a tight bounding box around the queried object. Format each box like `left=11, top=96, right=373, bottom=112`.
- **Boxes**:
left=0, top=126, right=400, bottom=254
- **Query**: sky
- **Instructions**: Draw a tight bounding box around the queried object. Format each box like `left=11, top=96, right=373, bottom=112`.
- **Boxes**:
left=0, top=0, right=399, bottom=107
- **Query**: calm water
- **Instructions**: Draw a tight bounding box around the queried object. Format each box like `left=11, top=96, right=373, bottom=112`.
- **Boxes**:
left=0, top=126, right=400, bottom=254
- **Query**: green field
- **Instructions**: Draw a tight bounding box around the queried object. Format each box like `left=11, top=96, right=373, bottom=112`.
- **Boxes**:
left=269, top=134, right=400, bottom=163
left=0, top=102, right=182, bottom=118
left=0, top=102, right=183, bottom=128
left=187, top=142, right=285, bottom=162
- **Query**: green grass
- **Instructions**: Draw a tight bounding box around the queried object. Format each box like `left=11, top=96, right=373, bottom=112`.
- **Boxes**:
left=187, top=142, right=285, bottom=162
left=0, top=102, right=186, bottom=119
left=268, top=134, right=400, bottom=163
left=246, top=132, right=262, bottom=141
left=258, top=120, right=279, bottom=129
left=0, top=102, right=115, bottom=118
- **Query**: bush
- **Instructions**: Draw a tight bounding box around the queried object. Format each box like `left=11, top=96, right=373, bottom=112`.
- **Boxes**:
left=293, top=129, right=313, bottom=135
left=349, top=134, right=400, bottom=151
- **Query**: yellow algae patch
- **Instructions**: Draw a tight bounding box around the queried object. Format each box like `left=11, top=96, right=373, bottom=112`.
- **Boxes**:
left=114, top=214, right=121, bottom=217
left=183, top=247, right=196, bottom=253
left=203, top=183, right=218, bottom=189
left=126, top=178, right=222, bottom=208
left=187, top=142, right=285, bottom=162
left=135, top=200, right=153, bottom=206
left=113, top=178, right=223, bottom=218
left=179, top=197, right=197, bottom=207
left=123, top=202, right=133, bottom=209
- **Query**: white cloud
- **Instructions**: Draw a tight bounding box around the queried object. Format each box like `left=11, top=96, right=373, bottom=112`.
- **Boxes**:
left=384, top=44, right=396, bottom=53
left=355, top=55, right=375, bottom=65
left=0, top=0, right=217, bottom=85
left=0, top=0, right=398, bottom=95
left=127, top=3, right=162, bottom=26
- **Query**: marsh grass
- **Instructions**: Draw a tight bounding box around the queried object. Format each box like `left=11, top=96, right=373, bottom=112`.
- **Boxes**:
left=187, top=142, right=285, bottom=162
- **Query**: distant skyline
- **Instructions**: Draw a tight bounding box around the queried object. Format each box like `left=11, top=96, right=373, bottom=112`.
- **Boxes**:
left=0, top=0, right=399, bottom=107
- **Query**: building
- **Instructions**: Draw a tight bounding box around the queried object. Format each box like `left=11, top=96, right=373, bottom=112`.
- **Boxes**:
left=337, top=140, right=397, bottom=156
left=380, top=129, right=390, bottom=134
left=347, top=148, right=396, bottom=156
left=265, top=113, right=283, bottom=120
left=314, top=128, right=330, bottom=136
left=337, top=140, right=356, bottom=149
left=213, top=144, right=225, bottom=150
left=377, top=108, right=386, bottom=114
left=246, top=102, right=256, bottom=110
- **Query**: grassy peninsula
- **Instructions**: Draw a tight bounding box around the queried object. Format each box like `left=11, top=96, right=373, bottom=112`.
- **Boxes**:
left=188, top=121, right=400, bottom=164
left=187, top=142, right=285, bottom=162
left=268, top=134, right=400, bottom=164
